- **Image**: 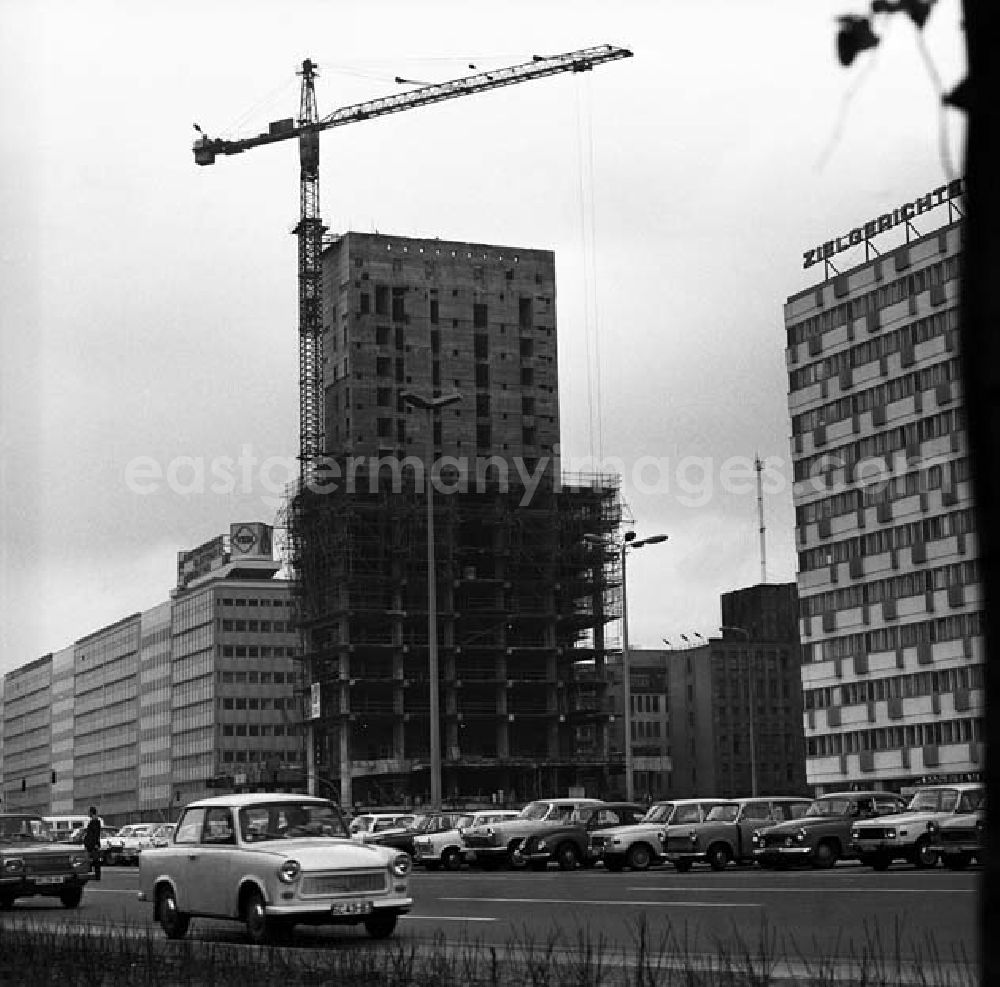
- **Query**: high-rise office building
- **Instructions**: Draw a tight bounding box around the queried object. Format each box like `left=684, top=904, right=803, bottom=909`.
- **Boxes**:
left=785, top=188, right=985, bottom=793
left=293, top=232, right=621, bottom=807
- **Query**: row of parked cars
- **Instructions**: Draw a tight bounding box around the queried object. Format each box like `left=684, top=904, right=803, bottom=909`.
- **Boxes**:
left=60, top=822, right=176, bottom=865
left=354, top=782, right=985, bottom=875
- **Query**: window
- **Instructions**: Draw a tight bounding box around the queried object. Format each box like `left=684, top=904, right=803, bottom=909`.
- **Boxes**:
left=473, top=303, right=488, bottom=328
left=430, top=299, right=439, bottom=324
left=375, top=285, right=389, bottom=315
left=175, top=808, right=206, bottom=845
left=203, top=807, right=236, bottom=845
left=359, top=293, right=370, bottom=314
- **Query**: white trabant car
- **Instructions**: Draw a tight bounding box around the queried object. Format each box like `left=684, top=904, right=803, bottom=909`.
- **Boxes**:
left=412, top=809, right=521, bottom=870
left=349, top=812, right=415, bottom=843
left=850, top=783, right=984, bottom=870
left=138, top=794, right=412, bottom=944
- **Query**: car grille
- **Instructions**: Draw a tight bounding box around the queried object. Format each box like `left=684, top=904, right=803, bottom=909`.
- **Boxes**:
left=590, top=836, right=608, bottom=851
left=939, top=827, right=977, bottom=845
left=762, top=833, right=797, bottom=849
left=300, top=870, right=387, bottom=897
left=26, top=854, right=74, bottom=874
left=854, top=826, right=892, bottom=840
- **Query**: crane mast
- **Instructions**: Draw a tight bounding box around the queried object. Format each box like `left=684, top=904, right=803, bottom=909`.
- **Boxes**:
left=193, top=45, right=632, bottom=481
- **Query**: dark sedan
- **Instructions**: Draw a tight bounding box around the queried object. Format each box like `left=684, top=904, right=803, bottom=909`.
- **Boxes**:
left=364, top=811, right=465, bottom=856
left=513, top=803, right=646, bottom=871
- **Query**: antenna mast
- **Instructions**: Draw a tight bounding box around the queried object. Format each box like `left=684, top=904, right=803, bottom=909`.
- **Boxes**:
left=755, top=453, right=767, bottom=583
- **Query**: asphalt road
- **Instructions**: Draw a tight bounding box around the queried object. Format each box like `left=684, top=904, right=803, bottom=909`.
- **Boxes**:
left=2, top=862, right=980, bottom=973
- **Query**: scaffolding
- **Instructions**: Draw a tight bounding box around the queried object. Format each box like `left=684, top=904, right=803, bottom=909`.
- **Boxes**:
left=289, top=470, right=624, bottom=805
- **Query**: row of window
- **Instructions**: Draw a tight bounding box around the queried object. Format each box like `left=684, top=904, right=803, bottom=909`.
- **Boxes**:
left=798, top=508, right=975, bottom=572
left=786, top=255, right=959, bottom=347
left=805, top=663, right=984, bottom=709
left=806, top=610, right=985, bottom=661
left=794, top=408, right=964, bottom=482
left=220, top=645, right=300, bottom=659
left=219, top=696, right=297, bottom=711
left=220, top=749, right=303, bottom=763
left=792, top=357, right=960, bottom=435
left=630, top=720, right=662, bottom=739
left=218, top=670, right=297, bottom=685
left=220, top=619, right=295, bottom=634
left=801, top=559, right=979, bottom=617
left=789, top=307, right=958, bottom=391
left=796, top=457, right=969, bottom=524
left=217, top=597, right=292, bottom=609
left=806, top=716, right=980, bottom=758
left=220, top=724, right=300, bottom=737
left=173, top=593, right=214, bottom=634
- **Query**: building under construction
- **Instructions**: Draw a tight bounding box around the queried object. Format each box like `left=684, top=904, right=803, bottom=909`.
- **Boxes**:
left=290, top=232, right=624, bottom=805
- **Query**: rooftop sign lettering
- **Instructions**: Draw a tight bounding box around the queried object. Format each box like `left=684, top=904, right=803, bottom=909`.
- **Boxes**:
left=802, top=178, right=965, bottom=270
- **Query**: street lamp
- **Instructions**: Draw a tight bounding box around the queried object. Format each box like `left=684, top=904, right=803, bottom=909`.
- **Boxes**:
left=584, top=529, right=668, bottom=801
left=401, top=390, right=462, bottom=810
left=721, top=624, right=757, bottom=797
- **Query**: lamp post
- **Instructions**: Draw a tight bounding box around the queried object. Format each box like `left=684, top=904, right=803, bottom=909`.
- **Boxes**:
left=721, top=624, right=756, bottom=797
left=584, top=529, right=668, bottom=802
left=401, top=390, right=462, bottom=810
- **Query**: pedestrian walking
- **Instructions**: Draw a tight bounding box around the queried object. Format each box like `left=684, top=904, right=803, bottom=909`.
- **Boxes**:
left=83, top=805, right=102, bottom=881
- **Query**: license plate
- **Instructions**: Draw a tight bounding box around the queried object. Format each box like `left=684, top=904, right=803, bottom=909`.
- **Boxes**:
left=331, top=901, right=373, bottom=916
left=36, top=876, right=65, bottom=885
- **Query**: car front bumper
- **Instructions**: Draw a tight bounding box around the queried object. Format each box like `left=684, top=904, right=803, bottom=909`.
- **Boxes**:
left=0, top=874, right=90, bottom=895
left=265, top=896, right=413, bottom=918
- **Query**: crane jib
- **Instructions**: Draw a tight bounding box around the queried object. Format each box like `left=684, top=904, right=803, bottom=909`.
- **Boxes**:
left=192, top=45, right=632, bottom=164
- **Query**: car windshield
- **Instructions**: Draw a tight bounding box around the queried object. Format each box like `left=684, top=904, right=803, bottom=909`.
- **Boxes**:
left=456, top=814, right=475, bottom=829
left=520, top=801, right=553, bottom=821
left=671, top=804, right=706, bottom=824
left=805, top=798, right=854, bottom=817
left=239, top=801, right=350, bottom=841
left=705, top=804, right=740, bottom=823
left=642, top=803, right=675, bottom=823
left=408, top=814, right=435, bottom=832
left=908, top=789, right=962, bottom=813
left=0, top=816, right=56, bottom=842
left=957, top=791, right=984, bottom=813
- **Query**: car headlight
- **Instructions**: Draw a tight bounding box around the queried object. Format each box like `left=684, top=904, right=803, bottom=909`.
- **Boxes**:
left=278, top=859, right=301, bottom=883
left=751, top=829, right=762, bottom=845
left=3, top=857, right=24, bottom=874
left=851, top=828, right=860, bottom=839
left=796, top=828, right=807, bottom=843
left=926, top=821, right=939, bottom=835
left=688, top=832, right=699, bottom=847
left=71, top=854, right=90, bottom=869
left=484, top=827, right=495, bottom=838
left=886, top=828, right=897, bottom=839
left=535, top=839, right=547, bottom=851
left=391, top=854, right=412, bottom=878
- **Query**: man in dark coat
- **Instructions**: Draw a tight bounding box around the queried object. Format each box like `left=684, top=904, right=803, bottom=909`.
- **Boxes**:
left=83, top=805, right=102, bottom=881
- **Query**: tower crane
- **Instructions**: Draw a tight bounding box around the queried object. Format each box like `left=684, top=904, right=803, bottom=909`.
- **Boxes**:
left=193, top=45, right=632, bottom=482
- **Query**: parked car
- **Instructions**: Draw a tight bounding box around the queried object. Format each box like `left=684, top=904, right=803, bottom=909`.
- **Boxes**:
left=590, top=798, right=730, bottom=872
left=927, top=804, right=985, bottom=870
left=107, top=823, right=158, bottom=866
left=462, top=798, right=605, bottom=869
left=138, top=793, right=412, bottom=944
left=349, top=813, right=415, bottom=842
left=364, top=812, right=464, bottom=856
left=513, top=802, right=645, bottom=871
left=664, top=796, right=812, bottom=872
left=851, top=783, right=985, bottom=870
left=412, top=809, right=521, bottom=870
left=0, top=813, right=92, bottom=909
left=149, top=824, right=177, bottom=848
left=752, top=791, right=908, bottom=869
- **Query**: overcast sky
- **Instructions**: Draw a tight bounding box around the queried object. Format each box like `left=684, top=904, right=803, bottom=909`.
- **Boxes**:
left=0, top=0, right=966, bottom=676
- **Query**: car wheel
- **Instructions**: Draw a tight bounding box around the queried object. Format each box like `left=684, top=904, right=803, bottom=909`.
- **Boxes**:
left=604, top=858, right=624, bottom=873
left=943, top=852, right=972, bottom=870
left=441, top=848, right=462, bottom=872
left=626, top=843, right=653, bottom=871
left=813, top=841, right=839, bottom=870
left=364, top=911, right=398, bottom=939
left=59, top=888, right=84, bottom=909
left=244, top=889, right=272, bottom=945
left=556, top=843, right=580, bottom=871
left=707, top=844, right=731, bottom=871
left=913, top=837, right=939, bottom=869
left=157, top=887, right=190, bottom=940
left=673, top=859, right=692, bottom=873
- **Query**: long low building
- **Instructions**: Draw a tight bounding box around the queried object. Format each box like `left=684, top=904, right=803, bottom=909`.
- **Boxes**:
left=0, top=522, right=305, bottom=825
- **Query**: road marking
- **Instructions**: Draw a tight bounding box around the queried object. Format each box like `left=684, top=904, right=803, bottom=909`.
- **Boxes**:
left=630, top=886, right=977, bottom=894
left=442, top=897, right=760, bottom=908
left=404, top=915, right=496, bottom=923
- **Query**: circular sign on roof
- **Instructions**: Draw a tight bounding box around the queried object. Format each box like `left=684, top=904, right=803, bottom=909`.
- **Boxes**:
left=232, top=525, right=257, bottom=553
